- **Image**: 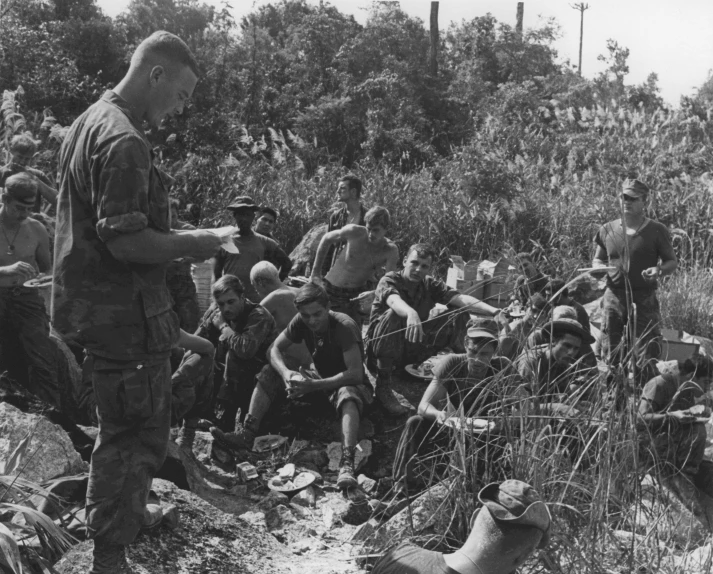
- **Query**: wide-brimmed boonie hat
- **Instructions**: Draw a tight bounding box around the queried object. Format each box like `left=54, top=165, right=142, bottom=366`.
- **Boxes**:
left=541, top=305, right=594, bottom=344
left=227, top=196, right=258, bottom=211
left=479, top=480, right=552, bottom=548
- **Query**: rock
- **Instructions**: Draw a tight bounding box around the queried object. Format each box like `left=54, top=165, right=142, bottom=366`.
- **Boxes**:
left=342, top=500, right=371, bottom=526
left=55, top=479, right=289, bottom=574
left=265, top=505, right=295, bottom=530
left=258, top=490, right=290, bottom=511
left=230, top=484, right=248, bottom=497
left=360, top=480, right=453, bottom=552
left=292, top=486, right=316, bottom=508
left=156, top=441, right=252, bottom=516
left=634, top=474, right=713, bottom=547
left=327, top=440, right=372, bottom=472
left=289, top=503, right=310, bottom=519
left=291, top=449, right=329, bottom=469
left=359, top=419, right=376, bottom=440
left=351, top=518, right=380, bottom=543
left=0, top=403, right=87, bottom=482
left=288, top=223, right=327, bottom=276
left=239, top=510, right=267, bottom=530
left=357, top=475, right=377, bottom=494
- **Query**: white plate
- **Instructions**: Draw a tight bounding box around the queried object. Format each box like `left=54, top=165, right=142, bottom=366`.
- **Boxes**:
left=443, top=417, right=494, bottom=433
left=23, top=275, right=52, bottom=288
left=578, top=266, right=616, bottom=273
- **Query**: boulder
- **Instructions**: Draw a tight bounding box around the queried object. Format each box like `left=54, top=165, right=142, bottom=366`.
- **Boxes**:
left=357, top=480, right=454, bottom=552
left=633, top=474, right=713, bottom=547
left=357, top=475, right=377, bottom=495
left=265, top=505, right=296, bottom=530
left=288, top=223, right=327, bottom=276
left=291, top=486, right=316, bottom=508
left=291, top=448, right=329, bottom=469
left=0, top=403, right=87, bottom=483
left=55, top=479, right=290, bottom=574
left=258, top=490, right=290, bottom=512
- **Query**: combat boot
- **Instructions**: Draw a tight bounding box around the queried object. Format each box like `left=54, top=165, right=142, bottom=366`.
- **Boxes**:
left=375, top=369, right=409, bottom=416
left=210, top=413, right=259, bottom=451
left=337, top=445, right=358, bottom=490
left=89, top=540, right=131, bottom=574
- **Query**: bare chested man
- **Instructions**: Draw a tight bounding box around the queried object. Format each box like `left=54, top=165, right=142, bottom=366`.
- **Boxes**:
left=250, top=261, right=312, bottom=366
left=0, top=173, right=58, bottom=407
left=311, top=206, right=399, bottom=324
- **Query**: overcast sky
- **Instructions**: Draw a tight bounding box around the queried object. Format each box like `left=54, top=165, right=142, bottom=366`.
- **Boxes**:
left=96, top=0, right=713, bottom=105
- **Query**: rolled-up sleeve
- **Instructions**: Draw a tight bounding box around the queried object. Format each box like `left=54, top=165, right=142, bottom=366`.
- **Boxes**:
left=94, top=135, right=151, bottom=242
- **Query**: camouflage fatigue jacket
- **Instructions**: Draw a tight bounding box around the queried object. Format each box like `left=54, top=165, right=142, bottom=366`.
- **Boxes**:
left=197, top=300, right=278, bottom=368
left=53, top=90, right=180, bottom=361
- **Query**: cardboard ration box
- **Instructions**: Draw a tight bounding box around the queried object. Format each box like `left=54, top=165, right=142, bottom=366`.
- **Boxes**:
left=446, top=256, right=485, bottom=299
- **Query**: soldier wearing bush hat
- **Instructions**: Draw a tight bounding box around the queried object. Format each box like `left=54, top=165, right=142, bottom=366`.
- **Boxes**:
left=214, top=195, right=292, bottom=303
left=372, top=479, right=550, bottom=574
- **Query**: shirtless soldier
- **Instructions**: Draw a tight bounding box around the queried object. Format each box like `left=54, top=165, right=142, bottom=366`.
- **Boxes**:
left=0, top=173, right=58, bottom=407
left=310, top=206, right=398, bottom=324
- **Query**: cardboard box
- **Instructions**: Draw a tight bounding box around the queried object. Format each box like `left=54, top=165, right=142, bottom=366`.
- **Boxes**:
left=661, top=328, right=700, bottom=361
left=446, top=256, right=485, bottom=299
left=478, top=259, right=516, bottom=309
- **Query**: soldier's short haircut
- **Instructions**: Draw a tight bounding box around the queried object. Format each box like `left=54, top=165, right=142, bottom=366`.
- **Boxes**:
left=4, top=172, right=38, bottom=204
left=340, top=174, right=362, bottom=197
left=294, top=282, right=329, bottom=309
left=406, top=242, right=436, bottom=263
left=10, top=134, right=38, bottom=155
left=212, top=274, right=244, bottom=298
left=131, top=31, right=200, bottom=77
left=250, top=261, right=280, bottom=285
left=259, top=206, right=278, bottom=220
left=365, top=206, right=390, bottom=228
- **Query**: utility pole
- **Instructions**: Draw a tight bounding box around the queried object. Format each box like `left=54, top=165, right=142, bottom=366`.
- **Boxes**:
left=571, top=3, right=589, bottom=76
left=516, top=2, right=524, bottom=36
left=429, top=2, right=439, bottom=76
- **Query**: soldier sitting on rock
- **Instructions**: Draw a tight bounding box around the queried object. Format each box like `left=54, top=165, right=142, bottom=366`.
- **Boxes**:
left=638, top=355, right=713, bottom=502
left=372, top=479, right=551, bottom=574
left=212, top=283, right=372, bottom=491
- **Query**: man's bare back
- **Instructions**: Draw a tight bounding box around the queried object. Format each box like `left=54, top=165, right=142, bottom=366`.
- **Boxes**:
left=260, top=285, right=312, bottom=366
left=0, top=216, right=50, bottom=287
left=322, top=224, right=399, bottom=289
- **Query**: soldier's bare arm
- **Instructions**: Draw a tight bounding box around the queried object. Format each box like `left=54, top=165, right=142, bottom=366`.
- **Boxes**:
left=32, top=220, right=51, bottom=273
left=384, top=242, right=400, bottom=273
left=310, top=226, right=358, bottom=283
left=107, top=228, right=221, bottom=265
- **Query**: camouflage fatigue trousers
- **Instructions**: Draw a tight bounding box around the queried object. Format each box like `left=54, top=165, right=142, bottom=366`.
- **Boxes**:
left=171, top=350, right=215, bottom=425
left=0, top=286, right=59, bottom=408
left=324, top=279, right=366, bottom=325
left=366, top=308, right=470, bottom=371
left=85, top=355, right=171, bottom=547
left=600, top=288, right=662, bottom=384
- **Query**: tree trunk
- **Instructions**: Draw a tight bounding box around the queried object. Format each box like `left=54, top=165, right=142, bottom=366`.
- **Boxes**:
left=516, top=2, right=524, bottom=36
left=429, top=2, right=439, bottom=77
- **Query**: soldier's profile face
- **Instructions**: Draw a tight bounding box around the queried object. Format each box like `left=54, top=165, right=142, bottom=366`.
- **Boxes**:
left=10, top=150, right=34, bottom=168
left=4, top=197, right=33, bottom=221
left=366, top=223, right=386, bottom=243
left=147, top=64, right=198, bottom=127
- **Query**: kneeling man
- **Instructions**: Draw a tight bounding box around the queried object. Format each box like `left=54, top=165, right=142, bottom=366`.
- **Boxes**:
left=214, top=283, right=372, bottom=490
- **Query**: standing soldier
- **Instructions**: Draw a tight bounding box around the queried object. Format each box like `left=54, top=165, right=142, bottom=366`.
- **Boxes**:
left=52, top=32, right=222, bottom=573
left=593, top=179, right=677, bottom=384
left=321, top=174, right=367, bottom=274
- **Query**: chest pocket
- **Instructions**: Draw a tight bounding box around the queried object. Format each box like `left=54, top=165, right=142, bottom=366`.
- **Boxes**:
left=148, top=162, right=171, bottom=233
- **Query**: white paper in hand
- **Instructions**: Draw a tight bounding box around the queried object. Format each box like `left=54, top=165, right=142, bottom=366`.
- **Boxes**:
left=221, top=237, right=239, bottom=254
